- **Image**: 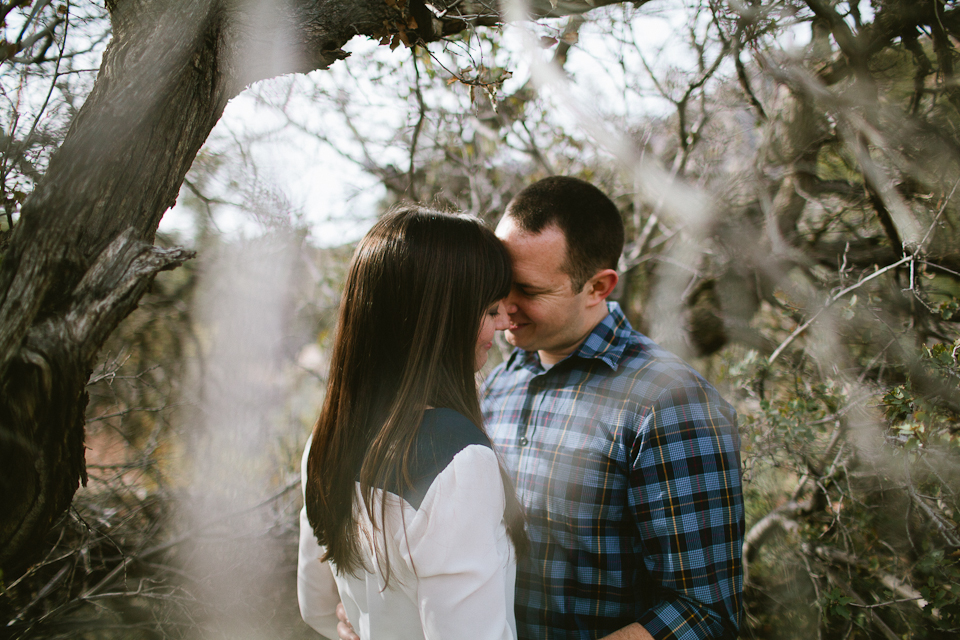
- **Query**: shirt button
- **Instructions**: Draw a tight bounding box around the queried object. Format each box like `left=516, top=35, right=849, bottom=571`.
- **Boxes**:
left=519, top=436, right=528, bottom=446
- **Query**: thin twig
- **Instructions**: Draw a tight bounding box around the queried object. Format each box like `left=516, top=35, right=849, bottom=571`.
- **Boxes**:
left=848, top=598, right=925, bottom=609
left=408, top=49, right=425, bottom=199
left=824, top=568, right=902, bottom=640
left=769, top=255, right=913, bottom=364
left=919, top=176, right=960, bottom=250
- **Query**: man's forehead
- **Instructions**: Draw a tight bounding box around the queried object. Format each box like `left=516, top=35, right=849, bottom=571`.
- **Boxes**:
left=494, top=213, right=518, bottom=238
left=496, top=215, right=564, bottom=243
left=496, top=225, right=570, bottom=288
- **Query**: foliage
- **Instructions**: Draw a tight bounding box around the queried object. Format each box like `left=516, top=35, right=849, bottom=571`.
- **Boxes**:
left=0, top=259, right=196, bottom=638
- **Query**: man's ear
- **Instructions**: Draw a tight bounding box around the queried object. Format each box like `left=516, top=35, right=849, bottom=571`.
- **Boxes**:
left=584, top=269, right=619, bottom=306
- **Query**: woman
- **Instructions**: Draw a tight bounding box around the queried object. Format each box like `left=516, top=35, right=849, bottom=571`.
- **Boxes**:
left=297, top=205, right=527, bottom=640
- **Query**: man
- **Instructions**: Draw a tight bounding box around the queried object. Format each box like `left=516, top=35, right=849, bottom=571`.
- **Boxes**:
left=482, top=176, right=743, bottom=640
left=334, top=177, right=743, bottom=639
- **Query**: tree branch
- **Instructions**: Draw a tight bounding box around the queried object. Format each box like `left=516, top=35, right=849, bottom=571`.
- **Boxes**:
left=769, top=255, right=913, bottom=364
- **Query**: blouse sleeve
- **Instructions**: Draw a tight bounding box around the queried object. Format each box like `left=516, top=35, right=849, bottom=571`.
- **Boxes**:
left=402, top=445, right=517, bottom=640
left=297, top=439, right=341, bottom=639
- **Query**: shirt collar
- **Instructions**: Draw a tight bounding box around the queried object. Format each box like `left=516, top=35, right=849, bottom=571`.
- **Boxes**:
left=506, top=302, right=634, bottom=374
left=570, top=301, right=631, bottom=371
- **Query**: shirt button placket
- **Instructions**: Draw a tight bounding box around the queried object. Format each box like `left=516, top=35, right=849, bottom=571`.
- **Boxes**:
left=519, top=380, right=546, bottom=449
left=517, top=378, right=535, bottom=448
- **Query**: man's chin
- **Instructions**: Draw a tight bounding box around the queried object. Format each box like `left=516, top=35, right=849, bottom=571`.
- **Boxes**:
left=504, top=329, right=531, bottom=350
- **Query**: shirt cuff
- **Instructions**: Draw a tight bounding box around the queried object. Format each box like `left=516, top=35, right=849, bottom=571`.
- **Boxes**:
left=638, top=595, right=733, bottom=640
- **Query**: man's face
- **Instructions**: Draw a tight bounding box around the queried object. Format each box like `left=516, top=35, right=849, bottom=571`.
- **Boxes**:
left=495, top=216, right=594, bottom=365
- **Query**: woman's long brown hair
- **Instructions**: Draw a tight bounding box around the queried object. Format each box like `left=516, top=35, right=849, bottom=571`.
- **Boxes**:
left=304, top=205, right=527, bottom=581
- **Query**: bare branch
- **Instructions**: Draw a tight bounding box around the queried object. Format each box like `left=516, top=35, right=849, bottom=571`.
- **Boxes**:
left=769, top=255, right=913, bottom=363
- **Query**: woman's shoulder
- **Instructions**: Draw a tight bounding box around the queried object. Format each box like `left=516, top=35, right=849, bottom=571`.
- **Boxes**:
left=396, top=408, right=493, bottom=509
left=418, top=408, right=490, bottom=450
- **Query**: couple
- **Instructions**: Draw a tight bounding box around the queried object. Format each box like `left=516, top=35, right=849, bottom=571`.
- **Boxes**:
left=298, top=177, right=745, bottom=640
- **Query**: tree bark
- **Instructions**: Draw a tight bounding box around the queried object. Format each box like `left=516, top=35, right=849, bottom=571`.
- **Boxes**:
left=0, top=0, right=642, bottom=576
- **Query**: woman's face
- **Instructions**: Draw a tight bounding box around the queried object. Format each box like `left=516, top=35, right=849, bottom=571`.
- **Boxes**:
left=475, top=300, right=509, bottom=370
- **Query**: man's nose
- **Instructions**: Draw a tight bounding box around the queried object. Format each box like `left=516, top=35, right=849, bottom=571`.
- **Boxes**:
left=503, top=296, right=519, bottom=315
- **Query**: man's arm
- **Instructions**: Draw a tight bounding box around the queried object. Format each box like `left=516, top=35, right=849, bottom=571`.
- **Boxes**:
left=628, top=383, right=745, bottom=639
left=601, top=623, right=655, bottom=640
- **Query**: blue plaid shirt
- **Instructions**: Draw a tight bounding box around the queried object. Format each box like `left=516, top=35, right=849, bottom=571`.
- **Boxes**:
left=481, top=303, right=743, bottom=640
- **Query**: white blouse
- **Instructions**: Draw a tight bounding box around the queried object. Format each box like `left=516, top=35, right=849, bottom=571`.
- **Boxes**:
left=297, top=436, right=517, bottom=640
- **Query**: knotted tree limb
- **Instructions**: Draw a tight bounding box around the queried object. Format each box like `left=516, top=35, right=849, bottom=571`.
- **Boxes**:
left=742, top=500, right=806, bottom=586
left=0, top=231, right=192, bottom=572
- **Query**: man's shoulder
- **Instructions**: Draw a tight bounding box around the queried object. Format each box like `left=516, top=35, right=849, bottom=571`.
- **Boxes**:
left=608, top=328, right=706, bottom=382
left=579, top=303, right=703, bottom=385
left=599, top=329, right=736, bottom=414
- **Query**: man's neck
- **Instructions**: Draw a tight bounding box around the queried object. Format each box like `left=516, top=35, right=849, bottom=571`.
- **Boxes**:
left=537, top=303, right=610, bottom=367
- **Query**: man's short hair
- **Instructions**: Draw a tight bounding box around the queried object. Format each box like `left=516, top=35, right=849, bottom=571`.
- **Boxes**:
left=505, top=176, right=624, bottom=292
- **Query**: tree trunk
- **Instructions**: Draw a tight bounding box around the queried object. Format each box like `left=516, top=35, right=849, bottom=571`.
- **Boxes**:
left=0, top=0, right=635, bottom=577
